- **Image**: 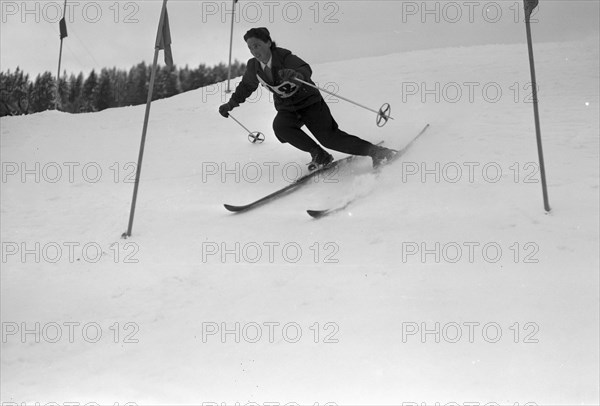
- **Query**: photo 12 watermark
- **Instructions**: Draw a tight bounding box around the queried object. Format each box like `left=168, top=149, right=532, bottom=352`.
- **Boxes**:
left=201, top=160, right=343, bottom=185
left=2, top=321, right=140, bottom=344
left=401, top=1, right=540, bottom=24
left=201, top=1, right=341, bottom=24
left=201, top=80, right=341, bottom=105
left=2, top=161, right=137, bottom=184
left=2, top=241, right=140, bottom=264
left=400, top=402, right=538, bottom=406
left=201, top=241, right=340, bottom=264
left=399, top=161, right=541, bottom=184
left=200, top=403, right=338, bottom=406
left=401, top=241, right=540, bottom=264
left=401, top=81, right=539, bottom=104
left=401, top=321, right=540, bottom=344
left=201, top=321, right=340, bottom=344
left=2, top=403, right=137, bottom=406
left=1, top=1, right=141, bottom=24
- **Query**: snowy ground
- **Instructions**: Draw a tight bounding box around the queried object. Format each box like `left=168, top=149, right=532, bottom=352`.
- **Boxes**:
left=1, top=38, right=599, bottom=405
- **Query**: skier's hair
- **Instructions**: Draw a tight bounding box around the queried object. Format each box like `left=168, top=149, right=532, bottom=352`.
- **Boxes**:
left=243, top=27, right=277, bottom=49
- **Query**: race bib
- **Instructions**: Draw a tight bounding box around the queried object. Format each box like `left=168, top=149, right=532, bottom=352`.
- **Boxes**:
left=257, top=74, right=300, bottom=99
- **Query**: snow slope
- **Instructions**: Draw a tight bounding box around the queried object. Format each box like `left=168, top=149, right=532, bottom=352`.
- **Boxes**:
left=1, top=38, right=599, bottom=405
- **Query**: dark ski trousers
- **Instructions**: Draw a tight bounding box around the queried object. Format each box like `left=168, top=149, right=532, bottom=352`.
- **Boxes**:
left=272, top=98, right=374, bottom=156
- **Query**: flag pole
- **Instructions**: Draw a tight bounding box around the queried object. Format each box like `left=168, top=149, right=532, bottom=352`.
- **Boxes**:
left=123, top=0, right=169, bottom=238
left=55, top=36, right=64, bottom=110
left=55, top=0, right=68, bottom=110
left=524, top=0, right=550, bottom=212
left=225, top=0, right=237, bottom=93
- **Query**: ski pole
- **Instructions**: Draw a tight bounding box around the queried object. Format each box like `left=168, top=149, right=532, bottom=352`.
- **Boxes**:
left=294, top=78, right=394, bottom=127
left=228, top=113, right=265, bottom=144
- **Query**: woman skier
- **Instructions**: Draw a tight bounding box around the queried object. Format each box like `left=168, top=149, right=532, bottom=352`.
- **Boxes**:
left=219, top=27, right=396, bottom=168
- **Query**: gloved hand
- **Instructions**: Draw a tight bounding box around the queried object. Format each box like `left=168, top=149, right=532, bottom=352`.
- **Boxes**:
left=278, top=69, right=304, bottom=83
left=219, top=101, right=236, bottom=118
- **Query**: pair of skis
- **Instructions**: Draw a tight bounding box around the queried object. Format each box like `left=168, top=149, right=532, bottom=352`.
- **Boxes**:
left=223, top=124, right=430, bottom=218
left=222, top=152, right=366, bottom=213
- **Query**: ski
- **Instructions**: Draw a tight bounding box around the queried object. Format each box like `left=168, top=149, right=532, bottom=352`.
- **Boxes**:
left=307, top=201, right=353, bottom=219
left=306, top=124, right=430, bottom=219
left=224, top=141, right=385, bottom=213
left=223, top=153, right=368, bottom=213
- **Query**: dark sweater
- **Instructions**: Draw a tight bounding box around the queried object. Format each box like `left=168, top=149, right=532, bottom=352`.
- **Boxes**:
left=229, top=47, right=322, bottom=112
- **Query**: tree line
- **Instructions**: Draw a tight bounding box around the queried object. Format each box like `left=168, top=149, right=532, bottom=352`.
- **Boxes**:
left=0, top=60, right=246, bottom=117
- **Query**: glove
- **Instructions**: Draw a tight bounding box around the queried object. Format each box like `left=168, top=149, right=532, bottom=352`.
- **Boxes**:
left=278, top=69, right=304, bottom=83
left=218, top=101, right=235, bottom=118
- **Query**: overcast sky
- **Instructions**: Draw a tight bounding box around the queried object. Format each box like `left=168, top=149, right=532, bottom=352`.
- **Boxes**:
left=1, top=0, right=599, bottom=77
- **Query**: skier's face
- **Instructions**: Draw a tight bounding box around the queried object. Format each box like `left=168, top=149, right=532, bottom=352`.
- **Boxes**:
left=246, top=38, right=272, bottom=64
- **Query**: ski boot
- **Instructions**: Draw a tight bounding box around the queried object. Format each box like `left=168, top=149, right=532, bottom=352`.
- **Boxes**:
left=369, top=145, right=398, bottom=169
left=308, top=147, right=334, bottom=171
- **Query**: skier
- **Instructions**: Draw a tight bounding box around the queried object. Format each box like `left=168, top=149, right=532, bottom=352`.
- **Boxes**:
left=219, top=27, right=397, bottom=168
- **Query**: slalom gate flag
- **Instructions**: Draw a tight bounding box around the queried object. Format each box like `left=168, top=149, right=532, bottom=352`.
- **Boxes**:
left=524, top=0, right=539, bottom=19
left=157, top=6, right=173, bottom=66
left=59, top=17, right=67, bottom=39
